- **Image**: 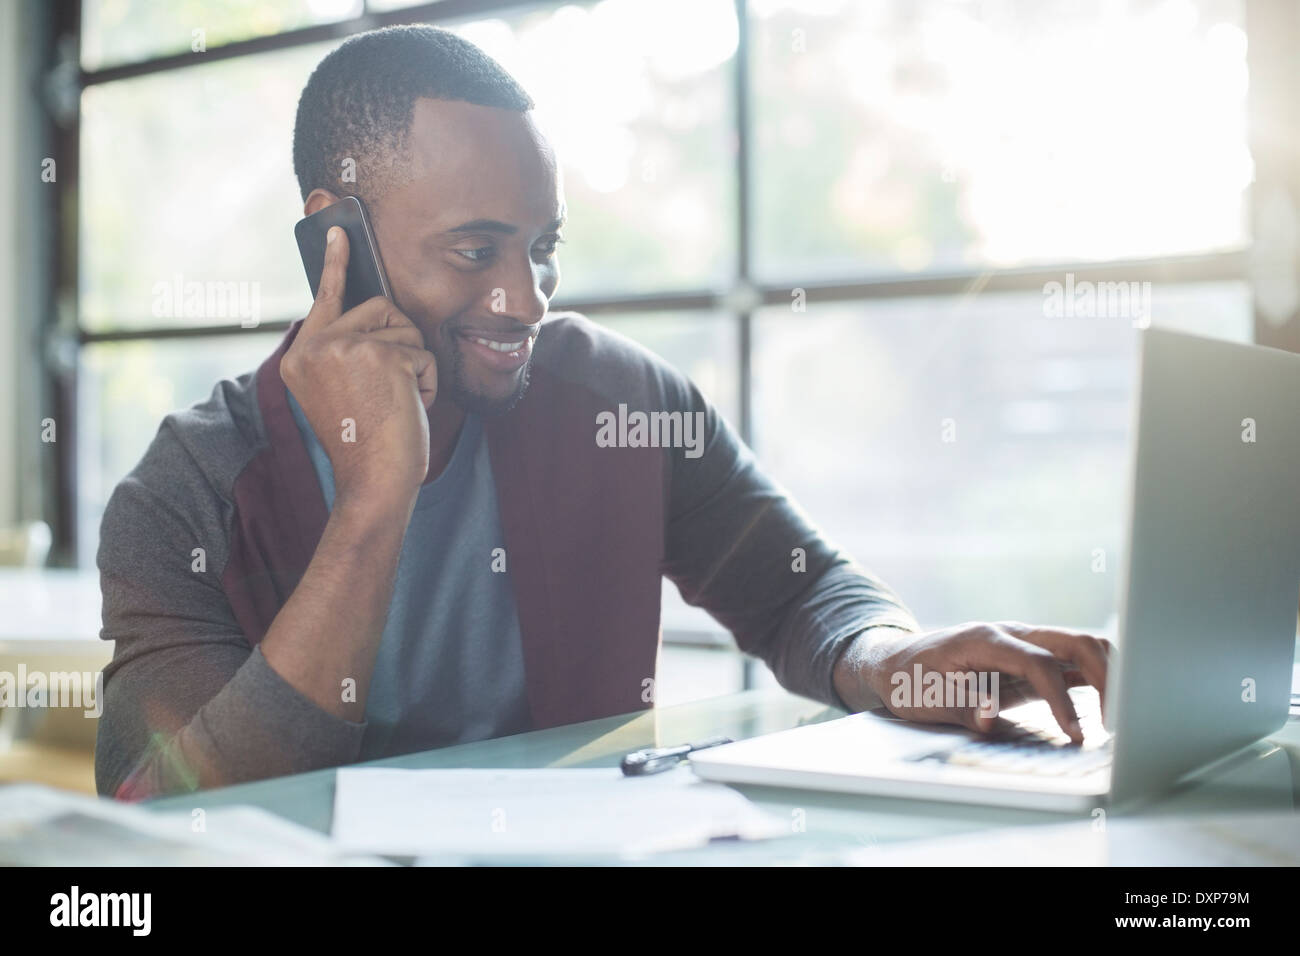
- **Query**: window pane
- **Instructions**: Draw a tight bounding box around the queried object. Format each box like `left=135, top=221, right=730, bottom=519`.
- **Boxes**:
left=751, top=0, right=1250, bottom=281
left=656, top=645, right=744, bottom=705
left=80, top=43, right=333, bottom=331
left=595, top=310, right=740, bottom=427
left=447, top=0, right=738, bottom=297
left=81, top=0, right=362, bottom=71
left=751, top=282, right=1251, bottom=631
left=77, top=333, right=282, bottom=565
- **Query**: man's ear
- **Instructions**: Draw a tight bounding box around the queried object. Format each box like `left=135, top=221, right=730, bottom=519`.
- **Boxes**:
left=303, top=188, right=342, bottom=217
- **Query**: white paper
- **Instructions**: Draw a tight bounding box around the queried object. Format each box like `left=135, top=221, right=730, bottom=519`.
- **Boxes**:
left=0, top=783, right=389, bottom=866
left=331, top=765, right=786, bottom=860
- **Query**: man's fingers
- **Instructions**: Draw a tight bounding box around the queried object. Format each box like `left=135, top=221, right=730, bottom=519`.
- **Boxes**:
left=983, top=637, right=1084, bottom=743
left=306, top=225, right=351, bottom=329
left=958, top=701, right=1003, bottom=735
left=997, top=623, right=1111, bottom=722
left=366, top=322, right=425, bottom=351
left=387, top=343, right=438, bottom=407
left=331, top=296, right=417, bottom=335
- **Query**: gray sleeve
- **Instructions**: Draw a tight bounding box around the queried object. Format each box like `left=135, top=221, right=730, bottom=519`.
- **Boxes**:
left=659, top=375, right=921, bottom=712
left=95, top=461, right=367, bottom=800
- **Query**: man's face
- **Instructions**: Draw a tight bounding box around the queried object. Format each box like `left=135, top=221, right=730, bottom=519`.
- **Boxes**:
left=367, top=98, right=564, bottom=414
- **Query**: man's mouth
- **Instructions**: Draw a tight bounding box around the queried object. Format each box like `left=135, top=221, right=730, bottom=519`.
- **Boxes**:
left=454, top=327, right=538, bottom=372
left=467, top=335, right=527, bottom=353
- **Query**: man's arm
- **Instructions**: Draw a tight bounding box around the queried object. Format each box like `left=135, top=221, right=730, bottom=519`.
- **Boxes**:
left=658, top=373, right=921, bottom=711
left=98, top=228, right=436, bottom=798
left=95, top=473, right=399, bottom=798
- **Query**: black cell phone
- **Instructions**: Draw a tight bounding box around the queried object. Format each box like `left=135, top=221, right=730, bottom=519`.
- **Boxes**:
left=294, top=195, right=393, bottom=312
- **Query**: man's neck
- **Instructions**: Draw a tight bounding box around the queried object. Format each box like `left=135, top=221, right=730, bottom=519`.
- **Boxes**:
left=425, top=397, right=468, bottom=484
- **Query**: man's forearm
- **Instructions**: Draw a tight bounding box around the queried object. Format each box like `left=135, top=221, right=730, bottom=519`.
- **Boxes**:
left=100, top=496, right=411, bottom=799
left=260, top=493, right=414, bottom=720
left=105, top=644, right=371, bottom=799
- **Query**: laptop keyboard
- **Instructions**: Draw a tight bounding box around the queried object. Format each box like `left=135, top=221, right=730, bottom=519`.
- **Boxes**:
left=908, top=695, right=1113, bottom=778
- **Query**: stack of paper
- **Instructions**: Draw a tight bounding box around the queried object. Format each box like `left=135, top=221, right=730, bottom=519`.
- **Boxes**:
left=331, top=765, right=786, bottom=861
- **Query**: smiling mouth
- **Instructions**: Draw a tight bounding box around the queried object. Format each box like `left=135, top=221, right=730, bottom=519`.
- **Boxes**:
left=454, top=328, right=537, bottom=372
left=466, top=335, right=527, bottom=354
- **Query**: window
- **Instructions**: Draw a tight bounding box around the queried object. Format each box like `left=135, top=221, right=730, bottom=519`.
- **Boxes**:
left=750, top=0, right=1249, bottom=278
left=752, top=282, right=1251, bottom=632
left=71, top=0, right=1255, bottom=703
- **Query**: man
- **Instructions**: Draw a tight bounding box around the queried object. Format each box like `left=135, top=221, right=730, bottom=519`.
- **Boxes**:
left=95, top=25, right=1110, bottom=799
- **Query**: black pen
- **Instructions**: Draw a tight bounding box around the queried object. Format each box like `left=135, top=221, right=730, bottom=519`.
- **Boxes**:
left=620, top=736, right=735, bottom=776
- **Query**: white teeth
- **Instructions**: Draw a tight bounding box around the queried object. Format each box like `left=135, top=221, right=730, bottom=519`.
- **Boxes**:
left=470, top=336, right=525, bottom=353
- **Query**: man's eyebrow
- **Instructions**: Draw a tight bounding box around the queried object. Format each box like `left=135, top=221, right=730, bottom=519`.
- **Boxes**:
left=445, top=219, right=516, bottom=235
left=443, top=213, right=567, bottom=235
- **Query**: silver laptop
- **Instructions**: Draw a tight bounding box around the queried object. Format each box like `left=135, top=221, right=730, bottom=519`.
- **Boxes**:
left=691, top=328, right=1300, bottom=812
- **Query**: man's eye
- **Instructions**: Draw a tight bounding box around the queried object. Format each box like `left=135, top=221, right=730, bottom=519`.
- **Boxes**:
left=455, top=246, right=495, bottom=262
left=535, top=235, right=566, bottom=259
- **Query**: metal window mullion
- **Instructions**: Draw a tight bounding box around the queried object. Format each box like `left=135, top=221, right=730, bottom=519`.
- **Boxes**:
left=50, top=1, right=82, bottom=564
left=734, top=0, right=760, bottom=693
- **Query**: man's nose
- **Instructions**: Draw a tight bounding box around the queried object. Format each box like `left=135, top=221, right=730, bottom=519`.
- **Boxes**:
left=488, top=255, right=550, bottom=325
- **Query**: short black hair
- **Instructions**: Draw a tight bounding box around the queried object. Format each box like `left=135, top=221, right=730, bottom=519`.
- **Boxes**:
left=292, top=24, right=534, bottom=204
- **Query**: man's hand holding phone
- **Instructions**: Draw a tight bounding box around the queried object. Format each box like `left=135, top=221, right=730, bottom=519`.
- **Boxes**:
left=280, top=225, right=437, bottom=516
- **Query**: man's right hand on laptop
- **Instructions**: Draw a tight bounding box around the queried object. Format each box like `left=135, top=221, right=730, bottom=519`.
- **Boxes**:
left=833, top=621, right=1113, bottom=744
